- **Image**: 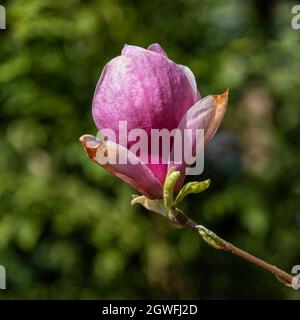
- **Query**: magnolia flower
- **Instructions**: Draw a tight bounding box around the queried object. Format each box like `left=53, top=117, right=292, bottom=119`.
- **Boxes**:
left=80, top=43, right=228, bottom=199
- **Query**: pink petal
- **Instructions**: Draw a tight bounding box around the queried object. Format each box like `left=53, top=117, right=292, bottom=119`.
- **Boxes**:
left=177, top=64, right=201, bottom=100
left=204, top=90, right=229, bottom=144
left=147, top=43, right=168, bottom=57
left=80, top=135, right=163, bottom=199
left=93, top=44, right=198, bottom=136
left=168, top=90, right=229, bottom=184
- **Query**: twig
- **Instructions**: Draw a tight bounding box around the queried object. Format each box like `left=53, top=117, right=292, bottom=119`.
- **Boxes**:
left=171, top=209, right=297, bottom=288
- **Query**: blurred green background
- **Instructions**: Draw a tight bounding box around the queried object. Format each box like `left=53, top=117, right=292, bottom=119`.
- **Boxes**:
left=0, top=0, right=300, bottom=299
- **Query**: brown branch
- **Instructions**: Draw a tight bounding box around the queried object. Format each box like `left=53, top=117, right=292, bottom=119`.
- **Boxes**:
left=171, top=209, right=297, bottom=288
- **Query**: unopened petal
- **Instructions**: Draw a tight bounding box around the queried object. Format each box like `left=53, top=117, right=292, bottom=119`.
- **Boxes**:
left=177, top=64, right=201, bottom=100
left=93, top=44, right=199, bottom=137
left=80, top=135, right=163, bottom=199
left=147, top=43, right=168, bottom=57
left=205, top=90, right=229, bottom=144
left=168, top=91, right=228, bottom=180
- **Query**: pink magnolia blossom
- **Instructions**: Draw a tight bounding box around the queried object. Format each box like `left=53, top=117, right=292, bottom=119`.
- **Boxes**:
left=80, top=43, right=228, bottom=199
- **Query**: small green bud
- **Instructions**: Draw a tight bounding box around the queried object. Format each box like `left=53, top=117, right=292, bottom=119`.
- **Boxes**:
left=196, top=225, right=225, bottom=250
left=163, top=167, right=180, bottom=210
left=175, top=179, right=211, bottom=205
